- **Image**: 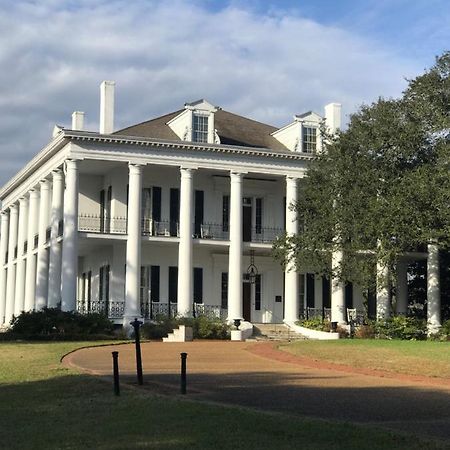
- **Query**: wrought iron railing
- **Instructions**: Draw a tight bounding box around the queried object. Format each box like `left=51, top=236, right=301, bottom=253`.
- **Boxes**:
left=198, top=223, right=229, bottom=240
left=141, top=219, right=179, bottom=237
left=76, top=299, right=125, bottom=318
left=193, top=302, right=227, bottom=320
left=250, top=227, right=284, bottom=243
left=304, top=307, right=332, bottom=320
left=78, top=214, right=127, bottom=234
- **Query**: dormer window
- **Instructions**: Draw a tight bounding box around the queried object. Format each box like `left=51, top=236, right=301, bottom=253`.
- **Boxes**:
left=193, top=114, right=208, bottom=143
left=302, top=126, right=317, bottom=153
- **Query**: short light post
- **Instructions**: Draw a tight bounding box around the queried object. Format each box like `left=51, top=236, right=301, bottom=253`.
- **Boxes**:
left=130, top=318, right=144, bottom=385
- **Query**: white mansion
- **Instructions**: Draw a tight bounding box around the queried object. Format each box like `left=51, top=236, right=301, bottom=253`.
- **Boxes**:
left=0, top=82, right=443, bottom=331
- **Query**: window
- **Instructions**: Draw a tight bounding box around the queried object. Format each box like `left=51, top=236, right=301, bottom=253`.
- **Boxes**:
left=306, top=273, right=315, bottom=308
left=255, top=198, right=263, bottom=234
left=221, top=272, right=228, bottom=309
left=193, top=268, right=203, bottom=303
left=168, top=266, right=178, bottom=303
left=255, top=274, right=262, bottom=310
left=222, top=195, right=229, bottom=232
left=150, top=266, right=160, bottom=302
left=193, top=114, right=208, bottom=143
left=99, top=265, right=110, bottom=306
left=302, top=127, right=317, bottom=153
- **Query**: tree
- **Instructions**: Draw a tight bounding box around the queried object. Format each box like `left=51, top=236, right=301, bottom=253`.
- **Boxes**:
left=273, top=52, right=450, bottom=305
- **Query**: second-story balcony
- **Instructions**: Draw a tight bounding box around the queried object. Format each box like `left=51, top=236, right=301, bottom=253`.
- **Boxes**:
left=77, top=214, right=283, bottom=243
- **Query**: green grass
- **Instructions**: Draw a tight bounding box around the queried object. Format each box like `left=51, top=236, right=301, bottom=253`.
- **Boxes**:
left=0, top=341, right=447, bottom=449
left=280, top=339, right=450, bottom=378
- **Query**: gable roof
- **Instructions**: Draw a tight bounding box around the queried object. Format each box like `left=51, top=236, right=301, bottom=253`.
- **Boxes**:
left=115, top=108, right=290, bottom=152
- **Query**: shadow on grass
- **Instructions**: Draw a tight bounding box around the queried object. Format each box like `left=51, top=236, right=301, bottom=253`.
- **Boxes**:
left=0, top=372, right=449, bottom=449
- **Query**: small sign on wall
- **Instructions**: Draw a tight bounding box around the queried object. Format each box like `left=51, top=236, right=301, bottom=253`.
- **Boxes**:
left=275, top=295, right=282, bottom=303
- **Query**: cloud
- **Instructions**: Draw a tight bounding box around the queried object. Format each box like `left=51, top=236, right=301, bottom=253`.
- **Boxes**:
left=0, top=0, right=423, bottom=186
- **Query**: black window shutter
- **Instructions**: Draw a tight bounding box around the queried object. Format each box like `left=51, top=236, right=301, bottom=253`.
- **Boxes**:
left=152, top=187, right=162, bottom=222
left=150, top=266, right=160, bottom=302
left=193, top=267, right=203, bottom=303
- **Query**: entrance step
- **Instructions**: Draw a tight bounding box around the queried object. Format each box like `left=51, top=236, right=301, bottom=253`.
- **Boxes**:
left=163, top=325, right=193, bottom=342
left=251, top=323, right=307, bottom=341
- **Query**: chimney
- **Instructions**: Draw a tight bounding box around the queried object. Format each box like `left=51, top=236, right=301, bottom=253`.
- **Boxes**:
left=324, top=103, right=342, bottom=133
left=71, top=111, right=85, bottom=131
left=100, top=80, right=115, bottom=134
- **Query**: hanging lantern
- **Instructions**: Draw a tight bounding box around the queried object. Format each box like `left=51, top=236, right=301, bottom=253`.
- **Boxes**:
left=246, top=250, right=258, bottom=284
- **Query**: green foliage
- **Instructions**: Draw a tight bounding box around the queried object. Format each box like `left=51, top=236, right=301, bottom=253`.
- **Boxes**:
left=141, top=315, right=230, bottom=340
left=372, top=317, right=427, bottom=340
left=5, top=308, right=115, bottom=340
left=295, top=318, right=331, bottom=332
left=273, top=52, right=450, bottom=299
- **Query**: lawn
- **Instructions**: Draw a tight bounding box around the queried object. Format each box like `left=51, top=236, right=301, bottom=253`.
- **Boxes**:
left=0, top=341, right=446, bottom=449
left=280, top=339, right=450, bottom=378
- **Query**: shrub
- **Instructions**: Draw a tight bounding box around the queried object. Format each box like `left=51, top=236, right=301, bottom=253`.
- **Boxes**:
left=295, top=317, right=331, bottom=332
left=141, top=315, right=230, bottom=340
left=354, top=324, right=375, bottom=339
left=6, top=308, right=115, bottom=340
left=373, top=316, right=427, bottom=340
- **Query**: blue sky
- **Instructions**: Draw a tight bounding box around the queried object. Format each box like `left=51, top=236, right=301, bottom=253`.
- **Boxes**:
left=0, top=0, right=448, bottom=185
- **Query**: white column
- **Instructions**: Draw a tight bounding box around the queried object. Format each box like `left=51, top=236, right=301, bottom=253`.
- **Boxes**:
left=0, top=211, right=10, bottom=324
left=24, top=190, right=39, bottom=311
left=177, top=167, right=194, bottom=316
left=376, top=259, right=390, bottom=319
left=47, top=169, right=64, bottom=308
left=14, top=197, right=28, bottom=316
left=35, top=180, right=50, bottom=310
left=284, top=176, right=299, bottom=322
left=396, top=260, right=408, bottom=315
left=4, top=205, right=19, bottom=324
left=227, top=172, right=243, bottom=321
left=124, top=163, right=142, bottom=321
left=427, top=244, right=441, bottom=334
left=61, top=160, right=79, bottom=311
left=331, top=249, right=346, bottom=323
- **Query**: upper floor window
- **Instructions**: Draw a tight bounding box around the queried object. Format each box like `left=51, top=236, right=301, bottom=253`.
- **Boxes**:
left=193, top=114, right=208, bottom=143
left=302, top=126, right=317, bottom=153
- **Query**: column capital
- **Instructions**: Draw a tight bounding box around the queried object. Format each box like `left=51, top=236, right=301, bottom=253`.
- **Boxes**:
left=18, top=196, right=28, bottom=206
left=286, top=176, right=299, bottom=185
left=65, top=159, right=79, bottom=170
left=0, top=209, right=9, bottom=217
left=180, top=167, right=195, bottom=178
left=52, top=168, right=64, bottom=180
left=128, top=163, right=143, bottom=175
left=230, top=171, right=244, bottom=181
left=39, top=179, right=50, bottom=189
left=29, top=188, right=39, bottom=199
left=9, top=204, right=18, bottom=214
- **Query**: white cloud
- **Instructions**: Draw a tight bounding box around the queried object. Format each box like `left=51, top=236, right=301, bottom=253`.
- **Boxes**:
left=0, top=0, right=422, bottom=186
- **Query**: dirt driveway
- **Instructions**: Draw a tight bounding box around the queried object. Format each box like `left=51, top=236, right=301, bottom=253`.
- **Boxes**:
left=63, top=341, right=450, bottom=442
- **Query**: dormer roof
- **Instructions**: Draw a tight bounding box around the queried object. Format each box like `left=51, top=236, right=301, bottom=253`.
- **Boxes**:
left=115, top=106, right=290, bottom=152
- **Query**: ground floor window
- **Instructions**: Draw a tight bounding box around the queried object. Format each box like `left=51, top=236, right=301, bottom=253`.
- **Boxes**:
left=194, top=267, right=203, bottom=303
left=221, top=272, right=228, bottom=309
left=255, top=274, right=262, bottom=310
left=168, top=266, right=178, bottom=303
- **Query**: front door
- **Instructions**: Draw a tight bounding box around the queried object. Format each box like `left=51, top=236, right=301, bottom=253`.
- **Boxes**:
left=243, top=197, right=252, bottom=242
left=242, top=280, right=251, bottom=321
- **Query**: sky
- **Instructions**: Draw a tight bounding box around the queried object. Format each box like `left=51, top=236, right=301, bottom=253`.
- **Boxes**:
left=0, top=0, right=448, bottom=186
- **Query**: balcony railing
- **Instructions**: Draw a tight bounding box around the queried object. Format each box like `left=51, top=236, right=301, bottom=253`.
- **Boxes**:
left=250, top=227, right=284, bottom=243
left=141, top=219, right=179, bottom=237
left=198, top=223, right=229, bottom=240
left=76, top=300, right=125, bottom=319
left=77, top=214, right=283, bottom=243
left=78, top=214, right=127, bottom=234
